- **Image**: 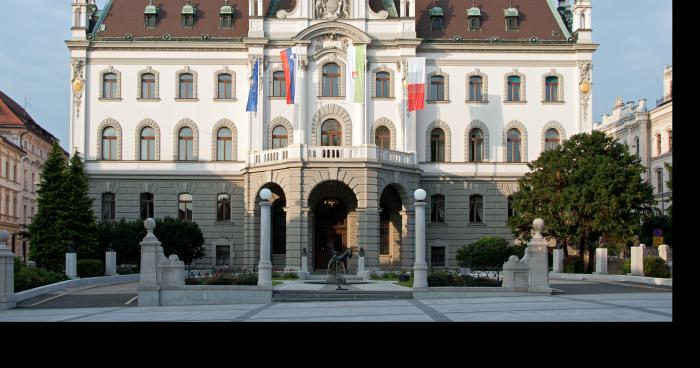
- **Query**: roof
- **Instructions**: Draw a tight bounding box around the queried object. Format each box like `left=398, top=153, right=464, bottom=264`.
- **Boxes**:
left=0, top=90, right=60, bottom=145
left=0, top=135, right=25, bottom=155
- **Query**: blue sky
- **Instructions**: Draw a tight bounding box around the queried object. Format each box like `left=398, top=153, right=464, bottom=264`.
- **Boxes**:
left=0, top=0, right=671, bottom=151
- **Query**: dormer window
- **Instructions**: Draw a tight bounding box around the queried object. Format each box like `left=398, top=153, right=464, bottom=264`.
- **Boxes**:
left=181, top=0, right=196, bottom=28
left=504, top=7, right=519, bottom=31
left=144, top=0, right=158, bottom=28
left=467, top=6, right=481, bottom=31
left=220, top=0, right=233, bottom=28
left=429, top=3, right=444, bottom=32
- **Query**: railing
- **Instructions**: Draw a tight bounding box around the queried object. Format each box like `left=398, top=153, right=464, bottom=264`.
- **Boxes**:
left=379, top=149, right=417, bottom=165
left=656, top=95, right=672, bottom=106
left=252, top=147, right=289, bottom=165
left=250, top=145, right=417, bottom=167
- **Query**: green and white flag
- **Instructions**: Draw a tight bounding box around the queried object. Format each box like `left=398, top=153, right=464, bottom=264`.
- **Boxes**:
left=346, top=43, right=366, bottom=104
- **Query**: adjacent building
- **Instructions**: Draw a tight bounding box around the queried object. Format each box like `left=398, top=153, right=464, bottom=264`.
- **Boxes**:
left=67, top=0, right=597, bottom=272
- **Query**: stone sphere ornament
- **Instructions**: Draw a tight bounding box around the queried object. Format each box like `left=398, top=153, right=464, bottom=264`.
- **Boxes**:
left=260, top=188, right=273, bottom=201
left=414, top=188, right=427, bottom=201
left=0, top=230, right=9, bottom=243
left=533, top=218, right=544, bottom=238
left=145, top=218, right=156, bottom=231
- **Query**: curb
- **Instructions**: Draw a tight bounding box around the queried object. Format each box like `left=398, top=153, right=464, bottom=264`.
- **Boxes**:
left=15, top=274, right=140, bottom=302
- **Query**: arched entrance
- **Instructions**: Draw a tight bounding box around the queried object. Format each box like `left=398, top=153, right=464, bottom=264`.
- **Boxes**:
left=379, top=185, right=403, bottom=270
left=258, top=183, right=286, bottom=270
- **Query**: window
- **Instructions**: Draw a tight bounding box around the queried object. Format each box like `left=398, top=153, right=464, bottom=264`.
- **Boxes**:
left=216, top=127, right=232, bottom=161
left=635, top=136, right=640, bottom=157
left=431, top=247, right=445, bottom=267
left=375, top=126, right=391, bottom=150
left=101, top=127, right=117, bottom=160
left=102, top=193, right=115, bottom=222
left=430, top=128, right=445, bottom=162
left=656, top=170, right=663, bottom=194
left=179, top=73, right=194, bottom=99
left=178, top=193, right=193, bottom=221
left=469, top=128, right=484, bottom=162
left=429, top=76, right=445, bottom=101
left=668, top=130, right=672, bottom=151
left=376, top=71, right=390, bottom=98
left=469, top=76, right=483, bottom=101
left=140, top=127, right=156, bottom=160
left=31, top=173, right=35, bottom=192
left=13, top=164, right=17, bottom=183
left=545, top=76, right=559, bottom=102
left=102, top=73, right=118, bottom=99
left=507, top=196, right=516, bottom=218
left=216, top=245, right=230, bottom=266
left=429, top=5, right=444, bottom=32
left=469, top=16, right=481, bottom=31
left=181, top=1, right=196, bottom=27
left=322, top=63, right=341, bottom=97
left=507, top=76, right=521, bottom=101
left=656, top=134, right=662, bottom=155
left=217, top=73, right=233, bottom=99
left=507, top=129, right=522, bottom=162
left=431, top=195, right=445, bottom=223
left=507, top=17, right=518, bottom=30
left=545, top=129, right=560, bottom=151
left=217, top=194, right=231, bottom=221
left=178, top=127, right=194, bottom=160
left=4, top=195, right=8, bottom=215
left=140, top=193, right=154, bottom=220
left=141, top=73, right=156, bottom=99
left=272, top=126, right=288, bottom=149
left=144, top=1, right=158, bottom=27
left=220, top=1, right=233, bottom=28
left=470, top=195, right=483, bottom=223
left=321, top=120, right=342, bottom=146
left=272, top=71, right=286, bottom=97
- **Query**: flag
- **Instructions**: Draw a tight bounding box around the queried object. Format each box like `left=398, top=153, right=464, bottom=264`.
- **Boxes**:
left=281, top=47, right=297, bottom=104
left=246, top=58, right=259, bottom=112
left=346, top=44, right=366, bottom=104
left=407, top=57, right=426, bottom=112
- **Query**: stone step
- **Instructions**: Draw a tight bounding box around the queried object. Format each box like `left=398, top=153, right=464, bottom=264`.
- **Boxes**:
left=304, top=273, right=364, bottom=281
left=272, top=290, right=413, bottom=302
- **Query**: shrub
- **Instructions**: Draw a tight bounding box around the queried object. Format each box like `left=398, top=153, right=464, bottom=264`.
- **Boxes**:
left=621, top=259, right=631, bottom=274
left=563, top=255, right=584, bottom=273
left=116, top=264, right=139, bottom=274
left=456, top=237, right=518, bottom=268
left=77, top=259, right=104, bottom=277
left=427, top=270, right=464, bottom=287
left=644, top=256, right=670, bottom=278
left=14, top=264, right=68, bottom=292
left=284, top=272, right=299, bottom=279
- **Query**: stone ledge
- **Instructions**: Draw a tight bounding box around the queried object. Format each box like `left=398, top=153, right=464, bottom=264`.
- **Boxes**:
left=413, top=287, right=534, bottom=299
left=14, top=274, right=140, bottom=302
left=549, top=272, right=672, bottom=287
left=159, top=287, right=272, bottom=305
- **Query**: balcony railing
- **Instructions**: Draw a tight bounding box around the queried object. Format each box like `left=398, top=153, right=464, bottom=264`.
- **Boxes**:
left=249, top=145, right=417, bottom=167
left=656, top=95, right=672, bottom=106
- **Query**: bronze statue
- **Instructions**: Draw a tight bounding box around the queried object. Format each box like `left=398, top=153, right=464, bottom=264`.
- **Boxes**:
left=326, top=248, right=352, bottom=288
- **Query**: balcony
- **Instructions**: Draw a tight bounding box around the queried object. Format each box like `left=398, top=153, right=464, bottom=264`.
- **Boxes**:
left=250, top=145, right=417, bottom=167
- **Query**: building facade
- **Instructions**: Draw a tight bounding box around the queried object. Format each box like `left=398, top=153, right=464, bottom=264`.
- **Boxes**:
left=595, top=65, right=672, bottom=215
left=67, top=0, right=596, bottom=272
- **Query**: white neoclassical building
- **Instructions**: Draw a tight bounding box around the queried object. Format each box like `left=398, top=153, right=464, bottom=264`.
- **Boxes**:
left=66, top=0, right=596, bottom=272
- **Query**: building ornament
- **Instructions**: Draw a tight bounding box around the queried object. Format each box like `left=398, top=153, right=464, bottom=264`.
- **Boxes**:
left=315, top=0, right=350, bottom=21
left=578, top=61, right=592, bottom=121
left=71, top=59, right=85, bottom=118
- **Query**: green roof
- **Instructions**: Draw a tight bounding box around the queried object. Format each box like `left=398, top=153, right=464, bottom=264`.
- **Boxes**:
left=221, top=0, right=233, bottom=14
left=144, top=0, right=157, bottom=15
left=182, top=1, right=195, bottom=15
left=467, top=7, right=481, bottom=17
left=504, top=7, right=518, bottom=17
left=430, top=6, right=444, bottom=17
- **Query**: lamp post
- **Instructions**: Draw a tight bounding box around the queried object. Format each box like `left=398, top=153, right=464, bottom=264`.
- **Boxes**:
left=258, top=188, right=273, bottom=287
left=413, top=189, right=428, bottom=289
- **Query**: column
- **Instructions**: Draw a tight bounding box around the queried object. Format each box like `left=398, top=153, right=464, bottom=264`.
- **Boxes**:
left=413, top=189, right=427, bottom=288
left=105, top=243, right=117, bottom=276
left=594, top=247, right=608, bottom=275
left=258, top=189, right=273, bottom=287
left=552, top=248, right=564, bottom=273
left=66, top=241, right=78, bottom=279
left=357, top=208, right=380, bottom=269
left=631, top=244, right=644, bottom=276
left=138, top=218, right=165, bottom=306
left=528, top=219, right=551, bottom=293
left=0, top=230, right=16, bottom=310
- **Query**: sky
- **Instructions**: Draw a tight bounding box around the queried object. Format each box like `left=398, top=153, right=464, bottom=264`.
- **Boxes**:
left=0, top=0, right=672, bottom=151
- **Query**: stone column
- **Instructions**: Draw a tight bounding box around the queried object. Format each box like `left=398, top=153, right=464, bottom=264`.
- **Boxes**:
left=357, top=247, right=368, bottom=280
left=66, top=241, right=77, bottom=280
left=105, top=243, right=117, bottom=276
left=630, top=244, right=644, bottom=276
left=594, top=248, right=608, bottom=274
left=357, top=208, right=380, bottom=270
left=0, top=230, right=16, bottom=310
left=658, top=244, right=671, bottom=264
left=258, top=189, right=273, bottom=287
left=552, top=248, right=564, bottom=273
left=299, top=247, right=308, bottom=279
left=413, top=189, right=428, bottom=289
left=528, top=219, right=551, bottom=293
left=138, top=218, right=166, bottom=306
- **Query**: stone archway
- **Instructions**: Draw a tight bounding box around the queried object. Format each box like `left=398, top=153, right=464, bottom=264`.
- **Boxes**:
left=379, top=185, right=403, bottom=271
left=257, top=183, right=287, bottom=270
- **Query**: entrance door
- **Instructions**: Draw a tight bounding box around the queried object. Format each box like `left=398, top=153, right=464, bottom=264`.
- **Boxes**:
left=314, top=198, right=348, bottom=270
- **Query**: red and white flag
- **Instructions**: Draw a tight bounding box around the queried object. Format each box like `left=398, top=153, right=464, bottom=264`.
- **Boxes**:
left=407, top=57, right=426, bottom=112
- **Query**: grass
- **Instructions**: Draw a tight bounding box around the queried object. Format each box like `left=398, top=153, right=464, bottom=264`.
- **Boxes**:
left=272, top=280, right=283, bottom=286
left=395, top=276, right=414, bottom=288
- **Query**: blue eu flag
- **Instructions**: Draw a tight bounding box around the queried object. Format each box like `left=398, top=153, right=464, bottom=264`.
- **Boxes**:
left=246, top=58, right=259, bottom=112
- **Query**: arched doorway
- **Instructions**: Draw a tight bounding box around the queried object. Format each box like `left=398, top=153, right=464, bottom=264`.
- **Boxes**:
left=258, top=183, right=286, bottom=270
left=379, top=185, right=403, bottom=270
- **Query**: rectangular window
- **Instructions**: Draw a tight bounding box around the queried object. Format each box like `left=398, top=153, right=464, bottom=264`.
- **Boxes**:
left=431, top=247, right=446, bottom=267
left=431, top=195, right=445, bottom=223
left=657, top=171, right=663, bottom=194
left=470, top=196, right=484, bottom=223
left=216, top=245, right=230, bottom=266
left=140, top=193, right=154, bottom=220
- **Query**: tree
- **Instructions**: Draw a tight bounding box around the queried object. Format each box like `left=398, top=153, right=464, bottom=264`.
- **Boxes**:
left=28, top=142, right=68, bottom=271
left=508, top=131, right=655, bottom=272
left=62, top=151, right=99, bottom=260
left=153, top=217, right=205, bottom=264
left=664, top=162, right=672, bottom=222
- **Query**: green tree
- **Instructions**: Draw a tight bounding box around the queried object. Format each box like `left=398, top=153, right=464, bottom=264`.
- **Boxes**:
left=153, top=217, right=205, bottom=264
left=28, top=142, right=68, bottom=271
left=62, top=151, right=99, bottom=260
left=508, top=131, right=655, bottom=272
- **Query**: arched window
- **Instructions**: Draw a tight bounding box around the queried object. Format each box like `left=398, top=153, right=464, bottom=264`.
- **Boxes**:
left=375, top=126, right=391, bottom=150
left=430, top=5, right=444, bottom=32
left=635, top=136, right=640, bottom=157
left=217, top=73, right=233, bottom=99
left=178, top=127, right=194, bottom=160
left=103, top=73, right=118, bottom=99
left=656, top=170, right=663, bottom=194
left=141, top=73, right=156, bottom=99
left=507, top=76, right=521, bottom=101
left=507, top=129, right=522, bottom=162
left=181, top=1, right=196, bottom=27
left=545, top=76, right=559, bottom=102
left=469, top=128, right=484, bottom=162
left=219, top=2, right=233, bottom=28
left=376, top=71, right=390, bottom=98
left=102, top=193, right=115, bottom=222
left=431, top=194, right=445, bottom=223
left=429, top=75, right=445, bottom=101
left=321, top=120, right=342, bottom=146
left=179, top=73, right=194, bottom=99
left=469, top=16, right=481, bottom=30
left=273, top=71, right=286, bottom=97
left=178, top=193, right=193, bottom=221
left=656, top=134, right=662, bottom=155
left=668, top=130, right=672, bottom=151
left=322, top=63, right=341, bottom=97
left=140, top=127, right=156, bottom=160
left=545, top=128, right=560, bottom=151
left=216, top=127, right=232, bottom=161
left=217, top=194, right=231, bottom=221
left=272, top=126, right=288, bottom=149
left=469, top=195, right=483, bottom=223
left=430, top=128, right=445, bottom=162
left=101, top=127, right=117, bottom=160
left=507, top=17, right=518, bottom=31
left=469, top=76, right=483, bottom=101
left=140, top=193, right=154, bottom=220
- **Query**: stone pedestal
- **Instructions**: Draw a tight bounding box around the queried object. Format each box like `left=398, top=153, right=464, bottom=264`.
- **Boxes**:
left=412, top=190, right=428, bottom=289
left=552, top=248, right=564, bottom=273
left=105, top=250, right=117, bottom=276
left=160, top=254, right=185, bottom=289
left=528, top=219, right=551, bottom=293
left=502, top=255, right=529, bottom=291
left=630, top=245, right=644, bottom=276
left=658, top=244, right=671, bottom=264
left=594, top=248, right=608, bottom=274
left=65, top=252, right=78, bottom=280
left=0, top=230, right=16, bottom=310
left=138, top=218, right=166, bottom=306
left=257, top=189, right=273, bottom=288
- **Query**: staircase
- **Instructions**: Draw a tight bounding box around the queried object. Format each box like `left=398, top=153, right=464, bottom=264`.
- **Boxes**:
left=272, top=289, right=413, bottom=303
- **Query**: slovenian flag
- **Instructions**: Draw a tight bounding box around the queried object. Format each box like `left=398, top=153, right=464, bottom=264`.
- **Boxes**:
left=246, top=58, right=259, bottom=112
left=407, top=57, right=426, bottom=112
left=346, top=44, right=366, bottom=104
left=280, top=47, right=297, bottom=104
